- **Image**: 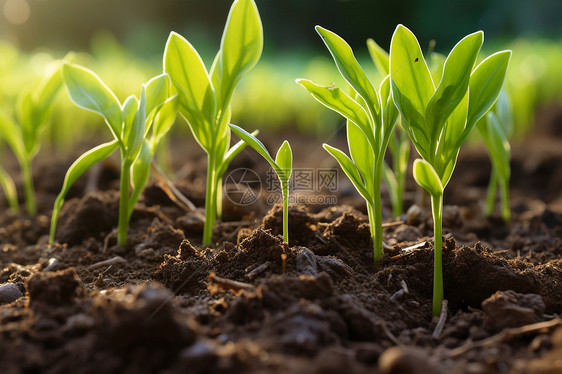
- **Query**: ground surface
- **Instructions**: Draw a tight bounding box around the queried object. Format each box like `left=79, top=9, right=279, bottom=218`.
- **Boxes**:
left=0, top=106, right=561, bottom=373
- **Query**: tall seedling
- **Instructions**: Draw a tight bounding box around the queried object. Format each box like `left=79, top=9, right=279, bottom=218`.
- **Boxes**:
left=0, top=63, right=63, bottom=215
left=164, top=0, right=263, bottom=246
left=389, top=25, right=511, bottom=315
left=49, top=63, right=172, bottom=247
left=297, top=26, right=399, bottom=265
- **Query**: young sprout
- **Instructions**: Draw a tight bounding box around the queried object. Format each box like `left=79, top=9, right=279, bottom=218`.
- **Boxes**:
left=389, top=25, right=511, bottom=315
left=49, top=63, right=172, bottom=248
left=0, top=62, right=63, bottom=215
left=297, top=26, right=399, bottom=265
left=164, top=0, right=263, bottom=246
left=477, top=90, right=512, bottom=222
left=367, top=38, right=411, bottom=218
left=229, top=124, right=292, bottom=244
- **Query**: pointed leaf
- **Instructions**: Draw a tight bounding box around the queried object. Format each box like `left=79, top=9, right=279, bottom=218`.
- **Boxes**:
left=121, top=95, right=138, bottom=144
left=126, top=86, right=147, bottom=162
left=425, top=31, right=482, bottom=146
left=49, top=140, right=119, bottom=244
left=323, top=143, right=372, bottom=202
left=217, top=0, right=263, bottom=108
left=316, top=26, right=380, bottom=118
left=62, top=63, right=123, bottom=139
left=390, top=24, right=434, bottom=133
left=413, top=159, right=443, bottom=198
left=367, top=38, right=389, bottom=76
left=129, top=142, right=153, bottom=218
left=145, top=73, right=170, bottom=118
left=228, top=124, right=275, bottom=166
left=164, top=32, right=216, bottom=150
left=0, top=111, right=26, bottom=162
left=216, top=129, right=259, bottom=177
left=347, top=119, right=374, bottom=190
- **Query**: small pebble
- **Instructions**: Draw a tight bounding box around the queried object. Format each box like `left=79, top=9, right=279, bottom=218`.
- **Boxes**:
left=406, top=205, right=423, bottom=226
left=0, top=283, right=23, bottom=305
left=43, top=258, right=60, bottom=272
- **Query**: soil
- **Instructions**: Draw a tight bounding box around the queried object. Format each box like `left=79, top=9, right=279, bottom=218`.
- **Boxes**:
left=1, top=105, right=562, bottom=373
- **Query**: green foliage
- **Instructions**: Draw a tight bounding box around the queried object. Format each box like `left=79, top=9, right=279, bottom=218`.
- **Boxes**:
left=164, top=0, right=262, bottom=246
left=390, top=24, right=511, bottom=316
left=229, top=124, right=293, bottom=244
left=477, top=90, right=512, bottom=222
left=298, top=26, right=399, bottom=264
left=49, top=63, right=173, bottom=247
left=0, top=62, right=63, bottom=215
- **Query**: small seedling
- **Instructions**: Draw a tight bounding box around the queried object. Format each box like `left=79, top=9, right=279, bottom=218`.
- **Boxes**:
left=297, top=26, right=399, bottom=264
left=0, top=62, right=63, bottom=215
left=229, top=124, right=292, bottom=244
left=164, top=0, right=262, bottom=246
left=389, top=25, right=511, bottom=315
left=49, top=63, right=172, bottom=248
left=477, top=90, right=512, bottom=222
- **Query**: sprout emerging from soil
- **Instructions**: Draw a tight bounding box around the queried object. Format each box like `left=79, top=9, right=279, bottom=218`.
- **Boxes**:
left=389, top=25, right=511, bottom=315
left=297, top=26, right=399, bottom=265
left=229, top=124, right=293, bottom=244
left=49, top=63, right=173, bottom=248
left=0, top=61, right=63, bottom=215
left=164, top=0, right=263, bottom=246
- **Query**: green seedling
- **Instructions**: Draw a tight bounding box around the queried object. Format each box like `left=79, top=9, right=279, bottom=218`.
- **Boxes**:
left=389, top=25, right=511, bottom=315
left=368, top=38, right=411, bottom=218
left=0, top=63, right=63, bottom=215
left=229, top=124, right=292, bottom=244
left=477, top=90, right=512, bottom=222
left=49, top=63, right=172, bottom=248
left=297, top=26, right=399, bottom=265
left=164, top=0, right=263, bottom=246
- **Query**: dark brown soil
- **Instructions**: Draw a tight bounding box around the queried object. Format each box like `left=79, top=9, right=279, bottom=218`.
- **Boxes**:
left=1, top=105, right=562, bottom=373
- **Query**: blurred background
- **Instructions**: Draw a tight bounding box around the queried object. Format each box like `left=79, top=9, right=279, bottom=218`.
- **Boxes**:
left=0, top=0, right=561, bottom=141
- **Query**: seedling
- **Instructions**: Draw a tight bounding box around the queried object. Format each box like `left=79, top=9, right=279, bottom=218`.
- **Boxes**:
left=49, top=63, right=172, bottom=248
left=367, top=38, right=411, bottom=217
left=229, top=124, right=292, bottom=244
left=297, top=26, right=399, bottom=264
left=0, top=63, right=63, bottom=215
left=389, top=25, right=511, bottom=315
left=477, top=90, right=512, bottom=222
left=164, top=0, right=262, bottom=246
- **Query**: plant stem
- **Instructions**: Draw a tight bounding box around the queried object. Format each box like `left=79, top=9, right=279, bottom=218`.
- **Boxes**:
left=21, top=160, right=36, bottom=215
left=499, top=176, right=510, bottom=223
left=202, top=152, right=217, bottom=246
left=431, top=193, right=444, bottom=317
left=117, top=158, right=131, bottom=247
left=485, top=168, right=498, bottom=215
left=215, top=177, right=223, bottom=220
left=282, top=181, right=289, bottom=244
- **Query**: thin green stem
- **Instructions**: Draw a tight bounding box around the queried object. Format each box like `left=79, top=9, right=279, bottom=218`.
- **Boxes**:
left=431, top=193, right=444, bottom=317
left=485, top=168, right=498, bottom=215
left=215, top=177, right=223, bottom=221
left=117, top=158, right=131, bottom=247
left=282, top=181, right=289, bottom=244
left=499, top=177, right=510, bottom=223
left=202, top=152, right=217, bottom=246
left=21, top=160, right=36, bottom=215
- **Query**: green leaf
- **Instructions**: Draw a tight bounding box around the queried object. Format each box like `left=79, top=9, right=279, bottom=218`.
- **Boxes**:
left=466, top=50, right=511, bottom=128
left=495, top=90, right=513, bottom=138
left=275, top=140, right=293, bottom=182
left=367, top=38, right=389, bottom=76
left=323, top=143, right=372, bottom=202
left=151, top=97, right=178, bottom=148
left=164, top=32, right=216, bottom=150
left=316, top=26, right=380, bottom=119
left=15, top=89, right=36, bottom=154
left=0, top=111, right=26, bottom=163
left=62, top=63, right=123, bottom=140
left=126, top=86, right=147, bottom=163
left=390, top=24, right=434, bottom=135
left=0, top=164, right=19, bottom=213
left=347, top=119, right=374, bottom=189
left=229, top=124, right=276, bottom=166
left=121, top=95, right=138, bottom=144
left=413, top=159, right=443, bottom=198
left=217, top=0, right=263, bottom=108
left=380, top=75, right=399, bottom=156
left=484, top=112, right=511, bottom=180
left=49, top=140, right=119, bottom=244
left=35, top=62, right=63, bottom=125
left=144, top=73, right=170, bottom=118
left=425, top=31, right=482, bottom=146
left=296, top=79, right=374, bottom=147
